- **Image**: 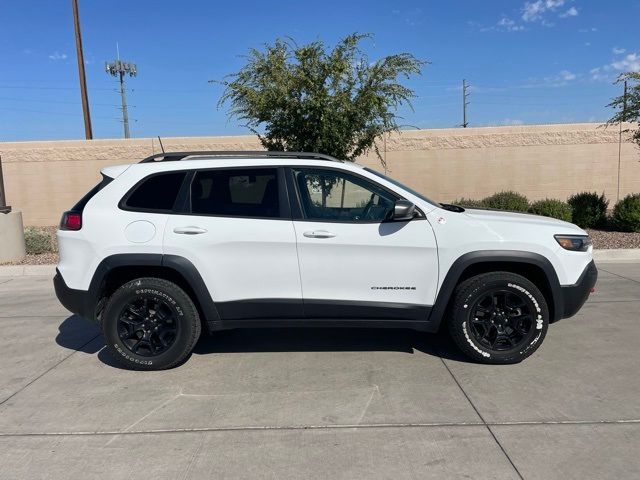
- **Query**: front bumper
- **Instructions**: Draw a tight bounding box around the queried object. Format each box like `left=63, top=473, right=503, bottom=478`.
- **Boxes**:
left=559, top=260, right=598, bottom=319
left=53, top=269, right=98, bottom=325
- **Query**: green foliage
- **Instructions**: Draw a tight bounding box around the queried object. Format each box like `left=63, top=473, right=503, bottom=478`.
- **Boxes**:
left=606, top=72, right=640, bottom=147
left=481, top=191, right=530, bottom=212
left=567, top=192, right=608, bottom=228
left=529, top=199, right=572, bottom=222
left=24, top=227, right=53, bottom=255
left=451, top=197, right=484, bottom=208
left=612, top=194, right=640, bottom=232
left=218, top=33, right=426, bottom=167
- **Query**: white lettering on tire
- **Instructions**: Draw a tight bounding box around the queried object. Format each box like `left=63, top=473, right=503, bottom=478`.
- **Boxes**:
left=508, top=282, right=544, bottom=329
left=114, top=343, right=153, bottom=365
left=462, top=322, right=490, bottom=358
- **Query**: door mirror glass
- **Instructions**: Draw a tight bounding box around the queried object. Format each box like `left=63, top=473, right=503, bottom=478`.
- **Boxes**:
left=393, top=199, right=416, bottom=221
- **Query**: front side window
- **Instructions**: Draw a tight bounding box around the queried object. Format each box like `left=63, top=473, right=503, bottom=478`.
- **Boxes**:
left=190, top=168, right=280, bottom=218
left=293, top=168, right=397, bottom=222
left=123, top=172, right=186, bottom=212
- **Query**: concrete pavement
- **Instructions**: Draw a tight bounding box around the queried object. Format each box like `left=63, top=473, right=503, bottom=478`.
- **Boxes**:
left=0, top=264, right=639, bottom=479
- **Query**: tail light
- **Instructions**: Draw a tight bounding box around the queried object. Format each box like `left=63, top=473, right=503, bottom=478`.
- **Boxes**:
left=60, top=211, right=82, bottom=231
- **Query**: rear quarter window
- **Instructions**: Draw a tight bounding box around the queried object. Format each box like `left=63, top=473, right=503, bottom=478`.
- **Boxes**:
left=71, top=174, right=113, bottom=212
left=121, top=172, right=187, bottom=212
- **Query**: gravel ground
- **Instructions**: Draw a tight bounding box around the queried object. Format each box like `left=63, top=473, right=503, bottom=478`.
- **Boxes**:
left=586, top=228, right=640, bottom=249
left=2, top=226, right=640, bottom=266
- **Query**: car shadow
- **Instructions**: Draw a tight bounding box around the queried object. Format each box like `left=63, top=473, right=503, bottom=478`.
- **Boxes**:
left=55, top=315, right=103, bottom=354
left=56, top=316, right=473, bottom=368
left=193, top=327, right=471, bottom=363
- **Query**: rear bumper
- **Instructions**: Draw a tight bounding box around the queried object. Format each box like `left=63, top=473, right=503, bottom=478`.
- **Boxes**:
left=53, top=269, right=98, bottom=325
left=559, top=260, right=598, bottom=320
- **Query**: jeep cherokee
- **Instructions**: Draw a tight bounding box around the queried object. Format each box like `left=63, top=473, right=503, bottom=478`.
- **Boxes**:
left=54, top=151, right=597, bottom=370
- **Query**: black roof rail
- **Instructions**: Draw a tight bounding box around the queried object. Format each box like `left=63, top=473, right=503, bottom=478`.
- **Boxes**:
left=139, top=151, right=343, bottom=164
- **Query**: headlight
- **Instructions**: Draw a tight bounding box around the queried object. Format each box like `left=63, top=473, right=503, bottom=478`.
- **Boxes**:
left=554, top=234, right=592, bottom=252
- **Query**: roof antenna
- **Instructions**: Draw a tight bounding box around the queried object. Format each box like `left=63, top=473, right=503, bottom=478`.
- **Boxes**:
left=157, top=136, right=165, bottom=154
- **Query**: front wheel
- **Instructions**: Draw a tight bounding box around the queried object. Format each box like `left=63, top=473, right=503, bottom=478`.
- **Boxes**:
left=102, top=278, right=201, bottom=370
left=447, top=272, right=549, bottom=364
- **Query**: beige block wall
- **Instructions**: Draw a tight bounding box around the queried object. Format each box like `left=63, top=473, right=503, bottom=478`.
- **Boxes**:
left=1, top=123, right=638, bottom=226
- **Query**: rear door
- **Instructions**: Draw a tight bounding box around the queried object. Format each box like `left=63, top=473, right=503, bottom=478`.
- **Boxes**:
left=288, top=166, right=439, bottom=320
left=163, top=166, right=303, bottom=320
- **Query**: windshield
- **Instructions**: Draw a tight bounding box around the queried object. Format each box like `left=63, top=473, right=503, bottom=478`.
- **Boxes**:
left=364, top=168, right=440, bottom=207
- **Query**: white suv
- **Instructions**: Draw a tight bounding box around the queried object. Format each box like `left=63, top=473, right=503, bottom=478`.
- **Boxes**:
left=54, top=151, right=597, bottom=370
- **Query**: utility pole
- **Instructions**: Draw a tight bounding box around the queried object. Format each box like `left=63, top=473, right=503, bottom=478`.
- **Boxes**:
left=106, top=45, right=137, bottom=138
left=71, top=0, right=92, bottom=139
left=0, top=155, right=10, bottom=214
left=462, top=79, right=470, bottom=128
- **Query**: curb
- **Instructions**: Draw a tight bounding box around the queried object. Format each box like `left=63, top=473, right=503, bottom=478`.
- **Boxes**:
left=1, top=249, right=640, bottom=277
left=593, top=249, right=640, bottom=262
left=0, top=264, right=56, bottom=277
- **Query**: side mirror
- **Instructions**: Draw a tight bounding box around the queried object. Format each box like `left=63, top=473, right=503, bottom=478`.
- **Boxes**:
left=393, top=199, right=416, bottom=221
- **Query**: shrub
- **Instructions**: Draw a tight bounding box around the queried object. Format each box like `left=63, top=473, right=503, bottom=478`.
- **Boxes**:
left=612, top=194, right=640, bottom=232
left=567, top=192, right=608, bottom=228
left=481, top=191, right=529, bottom=212
left=451, top=197, right=484, bottom=208
left=24, top=227, right=54, bottom=255
left=529, top=199, right=572, bottom=222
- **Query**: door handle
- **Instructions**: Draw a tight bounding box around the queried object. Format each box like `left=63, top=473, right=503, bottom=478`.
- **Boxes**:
left=173, top=226, right=208, bottom=235
left=303, top=230, right=336, bottom=239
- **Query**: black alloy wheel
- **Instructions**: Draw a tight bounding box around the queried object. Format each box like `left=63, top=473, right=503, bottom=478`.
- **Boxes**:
left=447, top=272, right=549, bottom=364
left=117, top=297, right=179, bottom=357
left=468, top=289, right=534, bottom=351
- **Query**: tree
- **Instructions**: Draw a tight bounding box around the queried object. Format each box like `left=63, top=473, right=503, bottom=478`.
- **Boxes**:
left=218, top=33, right=426, bottom=167
left=607, top=72, right=640, bottom=146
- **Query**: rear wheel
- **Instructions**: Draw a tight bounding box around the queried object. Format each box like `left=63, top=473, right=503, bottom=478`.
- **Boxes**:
left=447, top=272, right=548, bottom=364
left=102, top=277, right=201, bottom=370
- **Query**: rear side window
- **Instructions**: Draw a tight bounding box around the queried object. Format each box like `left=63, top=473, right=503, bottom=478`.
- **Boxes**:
left=123, top=172, right=186, bottom=212
left=190, top=168, right=280, bottom=218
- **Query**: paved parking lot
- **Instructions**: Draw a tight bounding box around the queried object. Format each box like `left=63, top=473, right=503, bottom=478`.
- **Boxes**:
left=0, top=262, right=639, bottom=479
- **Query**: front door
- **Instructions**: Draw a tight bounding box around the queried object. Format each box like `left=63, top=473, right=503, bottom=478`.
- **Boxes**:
left=163, top=166, right=303, bottom=320
left=289, top=166, right=439, bottom=320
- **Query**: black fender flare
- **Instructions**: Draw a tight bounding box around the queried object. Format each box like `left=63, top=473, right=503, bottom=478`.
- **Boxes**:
left=427, top=250, right=562, bottom=329
left=88, top=253, right=221, bottom=330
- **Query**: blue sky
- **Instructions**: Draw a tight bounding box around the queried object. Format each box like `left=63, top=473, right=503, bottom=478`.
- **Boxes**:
left=1, top=0, right=638, bottom=141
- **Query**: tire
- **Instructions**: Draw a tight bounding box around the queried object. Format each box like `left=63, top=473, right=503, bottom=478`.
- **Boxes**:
left=102, top=277, right=201, bottom=370
left=447, top=272, right=549, bottom=364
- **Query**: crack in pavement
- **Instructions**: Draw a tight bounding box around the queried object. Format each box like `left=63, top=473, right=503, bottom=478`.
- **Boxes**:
left=0, top=333, right=101, bottom=407
left=1, top=419, right=638, bottom=437
left=599, top=267, right=640, bottom=285
left=438, top=355, right=525, bottom=480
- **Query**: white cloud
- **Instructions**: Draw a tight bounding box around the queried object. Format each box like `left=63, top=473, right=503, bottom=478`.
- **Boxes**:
left=559, top=6, right=578, bottom=17
left=497, top=16, right=525, bottom=31
left=612, top=53, right=640, bottom=72
left=522, top=0, right=565, bottom=22
left=590, top=51, right=640, bottom=82
left=519, top=70, right=580, bottom=88
left=613, top=47, right=626, bottom=55
left=501, top=118, right=525, bottom=126
left=48, top=52, right=67, bottom=61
